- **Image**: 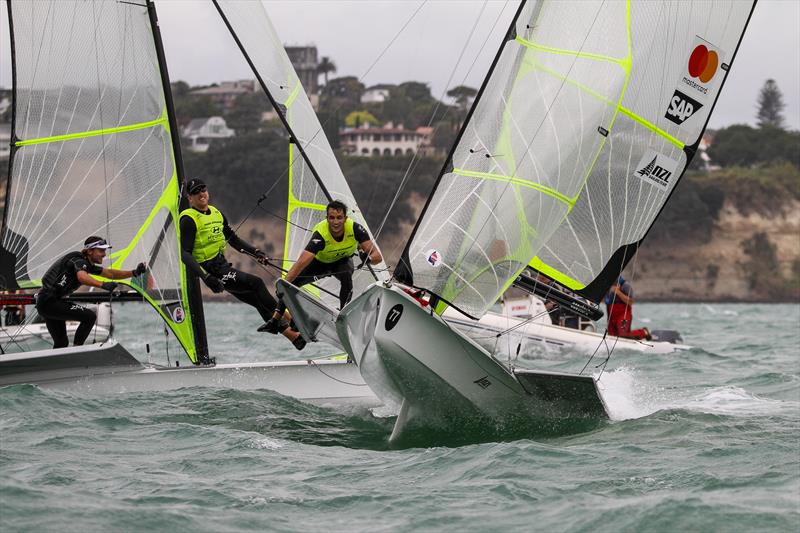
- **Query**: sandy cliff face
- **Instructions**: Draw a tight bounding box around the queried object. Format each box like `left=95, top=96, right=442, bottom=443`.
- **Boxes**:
left=632, top=200, right=800, bottom=302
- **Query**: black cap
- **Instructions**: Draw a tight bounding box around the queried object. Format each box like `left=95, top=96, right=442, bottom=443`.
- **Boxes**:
left=84, top=236, right=112, bottom=250
left=187, top=178, right=207, bottom=195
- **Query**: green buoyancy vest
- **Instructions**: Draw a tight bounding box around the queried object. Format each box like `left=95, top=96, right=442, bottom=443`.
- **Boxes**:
left=313, top=218, right=359, bottom=263
left=180, top=205, right=226, bottom=262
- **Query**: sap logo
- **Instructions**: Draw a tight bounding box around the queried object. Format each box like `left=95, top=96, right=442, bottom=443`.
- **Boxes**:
left=665, top=90, right=702, bottom=125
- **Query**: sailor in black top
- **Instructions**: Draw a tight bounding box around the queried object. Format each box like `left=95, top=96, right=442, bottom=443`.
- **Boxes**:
left=179, top=178, right=305, bottom=350
left=36, top=236, right=147, bottom=349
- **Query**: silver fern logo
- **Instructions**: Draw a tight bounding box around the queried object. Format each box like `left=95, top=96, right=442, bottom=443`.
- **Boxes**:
left=633, top=150, right=679, bottom=191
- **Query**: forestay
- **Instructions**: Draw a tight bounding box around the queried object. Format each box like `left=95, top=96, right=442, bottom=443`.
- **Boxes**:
left=396, top=0, right=755, bottom=316
left=0, top=0, right=197, bottom=360
left=213, top=0, right=388, bottom=309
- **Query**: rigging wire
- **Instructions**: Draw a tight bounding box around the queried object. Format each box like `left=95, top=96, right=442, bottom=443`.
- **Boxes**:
left=374, top=0, right=510, bottom=248
left=232, top=1, right=431, bottom=234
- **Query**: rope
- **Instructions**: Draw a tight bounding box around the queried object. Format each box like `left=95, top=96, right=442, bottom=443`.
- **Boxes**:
left=307, top=358, right=368, bottom=387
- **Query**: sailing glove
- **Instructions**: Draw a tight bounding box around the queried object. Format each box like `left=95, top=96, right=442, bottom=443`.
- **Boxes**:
left=357, top=250, right=369, bottom=268
left=101, top=282, right=119, bottom=294
left=204, top=275, right=225, bottom=293
left=133, top=262, right=147, bottom=276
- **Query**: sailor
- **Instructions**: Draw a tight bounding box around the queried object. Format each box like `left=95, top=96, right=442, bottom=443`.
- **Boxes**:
left=36, top=236, right=147, bottom=349
left=179, top=178, right=306, bottom=350
left=604, top=275, right=652, bottom=340
left=266, top=200, right=381, bottom=331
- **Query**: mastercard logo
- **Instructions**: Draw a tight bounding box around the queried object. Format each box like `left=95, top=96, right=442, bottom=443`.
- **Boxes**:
left=688, top=44, right=719, bottom=83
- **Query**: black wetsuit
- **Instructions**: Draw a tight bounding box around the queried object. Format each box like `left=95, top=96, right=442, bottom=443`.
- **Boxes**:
left=180, top=208, right=277, bottom=323
left=36, top=252, right=101, bottom=348
left=287, top=222, right=371, bottom=310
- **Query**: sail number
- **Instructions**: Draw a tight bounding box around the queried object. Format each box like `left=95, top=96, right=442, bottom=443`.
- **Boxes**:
left=385, top=304, right=403, bottom=331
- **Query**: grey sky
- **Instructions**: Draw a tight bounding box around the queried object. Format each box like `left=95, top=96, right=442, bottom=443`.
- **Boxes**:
left=1, top=0, right=798, bottom=130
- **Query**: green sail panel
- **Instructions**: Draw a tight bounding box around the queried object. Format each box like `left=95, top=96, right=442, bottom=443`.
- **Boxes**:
left=1, top=0, right=196, bottom=361
left=213, top=0, right=388, bottom=310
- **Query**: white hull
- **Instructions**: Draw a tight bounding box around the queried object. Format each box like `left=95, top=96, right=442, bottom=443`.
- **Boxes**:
left=0, top=340, right=378, bottom=407
left=444, top=308, right=690, bottom=355
left=0, top=303, right=112, bottom=353
left=335, top=283, right=608, bottom=440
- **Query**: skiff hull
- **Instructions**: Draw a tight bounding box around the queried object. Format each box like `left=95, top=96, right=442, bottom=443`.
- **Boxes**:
left=0, top=340, right=378, bottom=407
left=337, top=283, right=609, bottom=439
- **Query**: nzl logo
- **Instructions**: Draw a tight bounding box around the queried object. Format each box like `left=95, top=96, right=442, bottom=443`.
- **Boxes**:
left=633, top=150, right=679, bottom=192
left=665, top=90, right=702, bottom=125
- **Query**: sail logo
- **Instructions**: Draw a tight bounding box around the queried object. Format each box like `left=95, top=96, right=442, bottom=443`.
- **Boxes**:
left=677, top=37, right=726, bottom=103
left=665, top=90, right=703, bottom=125
left=474, top=376, right=492, bottom=389
left=425, top=249, right=442, bottom=268
left=163, top=302, right=185, bottom=323
left=633, top=150, right=679, bottom=192
left=688, top=44, right=719, bottom=84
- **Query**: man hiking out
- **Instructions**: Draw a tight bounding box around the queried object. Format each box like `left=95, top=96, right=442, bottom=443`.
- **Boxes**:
left=179, top=178, right=305, bottom=350
left=265, top=200, right=381, bottom=332
left=36, top=236, right=146, bottom=348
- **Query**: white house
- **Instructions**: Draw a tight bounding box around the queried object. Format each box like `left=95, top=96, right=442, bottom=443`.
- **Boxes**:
left=340, top=122, right=432, bottom=157
left=360, top=84, right=393, bottom=104
left=182, top=117, right=235, bottom=153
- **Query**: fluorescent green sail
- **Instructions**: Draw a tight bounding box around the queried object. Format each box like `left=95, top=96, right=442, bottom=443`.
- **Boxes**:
left=1, top=0, right=197, bottom=362
left=397, top=0, right=755, bottom=314
left=214, top=0, right=388, bottom=311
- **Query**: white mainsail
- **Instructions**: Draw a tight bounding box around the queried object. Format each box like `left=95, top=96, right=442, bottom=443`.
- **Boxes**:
left=213, top=0, right=388, bottom=310
left=396, top=0, right=756, bottom=315
left=1, top=0, right=199, bottom=360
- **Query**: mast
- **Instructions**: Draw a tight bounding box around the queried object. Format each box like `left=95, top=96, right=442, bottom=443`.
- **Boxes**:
left=146, top=0, right=209, bottom=362
left=0, top=0, right=19, bottom=289
left=211, top=0, right=333, bottom=202
left=393, top=0, right=529, bottom=287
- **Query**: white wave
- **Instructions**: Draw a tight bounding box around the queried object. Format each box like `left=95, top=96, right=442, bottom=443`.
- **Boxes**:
left=248, top=437, right=283, bottom=450
left=676, top=386, right=785, bottom=416
left=595, top=366, right=665, bottom=421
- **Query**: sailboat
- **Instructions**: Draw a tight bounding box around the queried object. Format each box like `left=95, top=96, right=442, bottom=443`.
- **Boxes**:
left=0, top=0, right=377, bottom=406
left=280, top=0, right=757, bottom=438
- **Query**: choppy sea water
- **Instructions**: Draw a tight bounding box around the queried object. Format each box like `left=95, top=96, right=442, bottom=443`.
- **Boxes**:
left=1, top=302, right=798, bottom=531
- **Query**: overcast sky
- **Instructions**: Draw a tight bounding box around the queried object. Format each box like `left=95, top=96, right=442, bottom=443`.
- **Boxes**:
left=1, top=0, right=798, bottom=130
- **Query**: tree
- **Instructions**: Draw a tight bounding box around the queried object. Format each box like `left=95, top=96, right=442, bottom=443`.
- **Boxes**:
left=756, top=79, right=786, bottom=129
left=446, top=85, right=477, bottom=110
left=317, top=56, right=337, bottom=86
left=345, top=110, right=379, bottom=128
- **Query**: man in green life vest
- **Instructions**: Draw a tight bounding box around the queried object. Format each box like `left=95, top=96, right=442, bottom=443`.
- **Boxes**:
left=179, top=178, right=305, bottom=350
left=265, top=200, right=382, bottom=332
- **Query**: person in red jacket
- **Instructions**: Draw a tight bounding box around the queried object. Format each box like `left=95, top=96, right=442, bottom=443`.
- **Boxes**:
left=604, top=275, right=652, bottom=340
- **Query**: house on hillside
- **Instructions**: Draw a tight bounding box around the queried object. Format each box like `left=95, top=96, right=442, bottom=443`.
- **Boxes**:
left=0, top=123, right=10, bottom=159
left=360, top=84, right=394, bottom=104
left=182, top=117, right=235, bottom=153
left=340, top=122, right=433, bottom=157
left=698, top=131, right=718, bottom=170
left=189, top=80, right=256, bottom=111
